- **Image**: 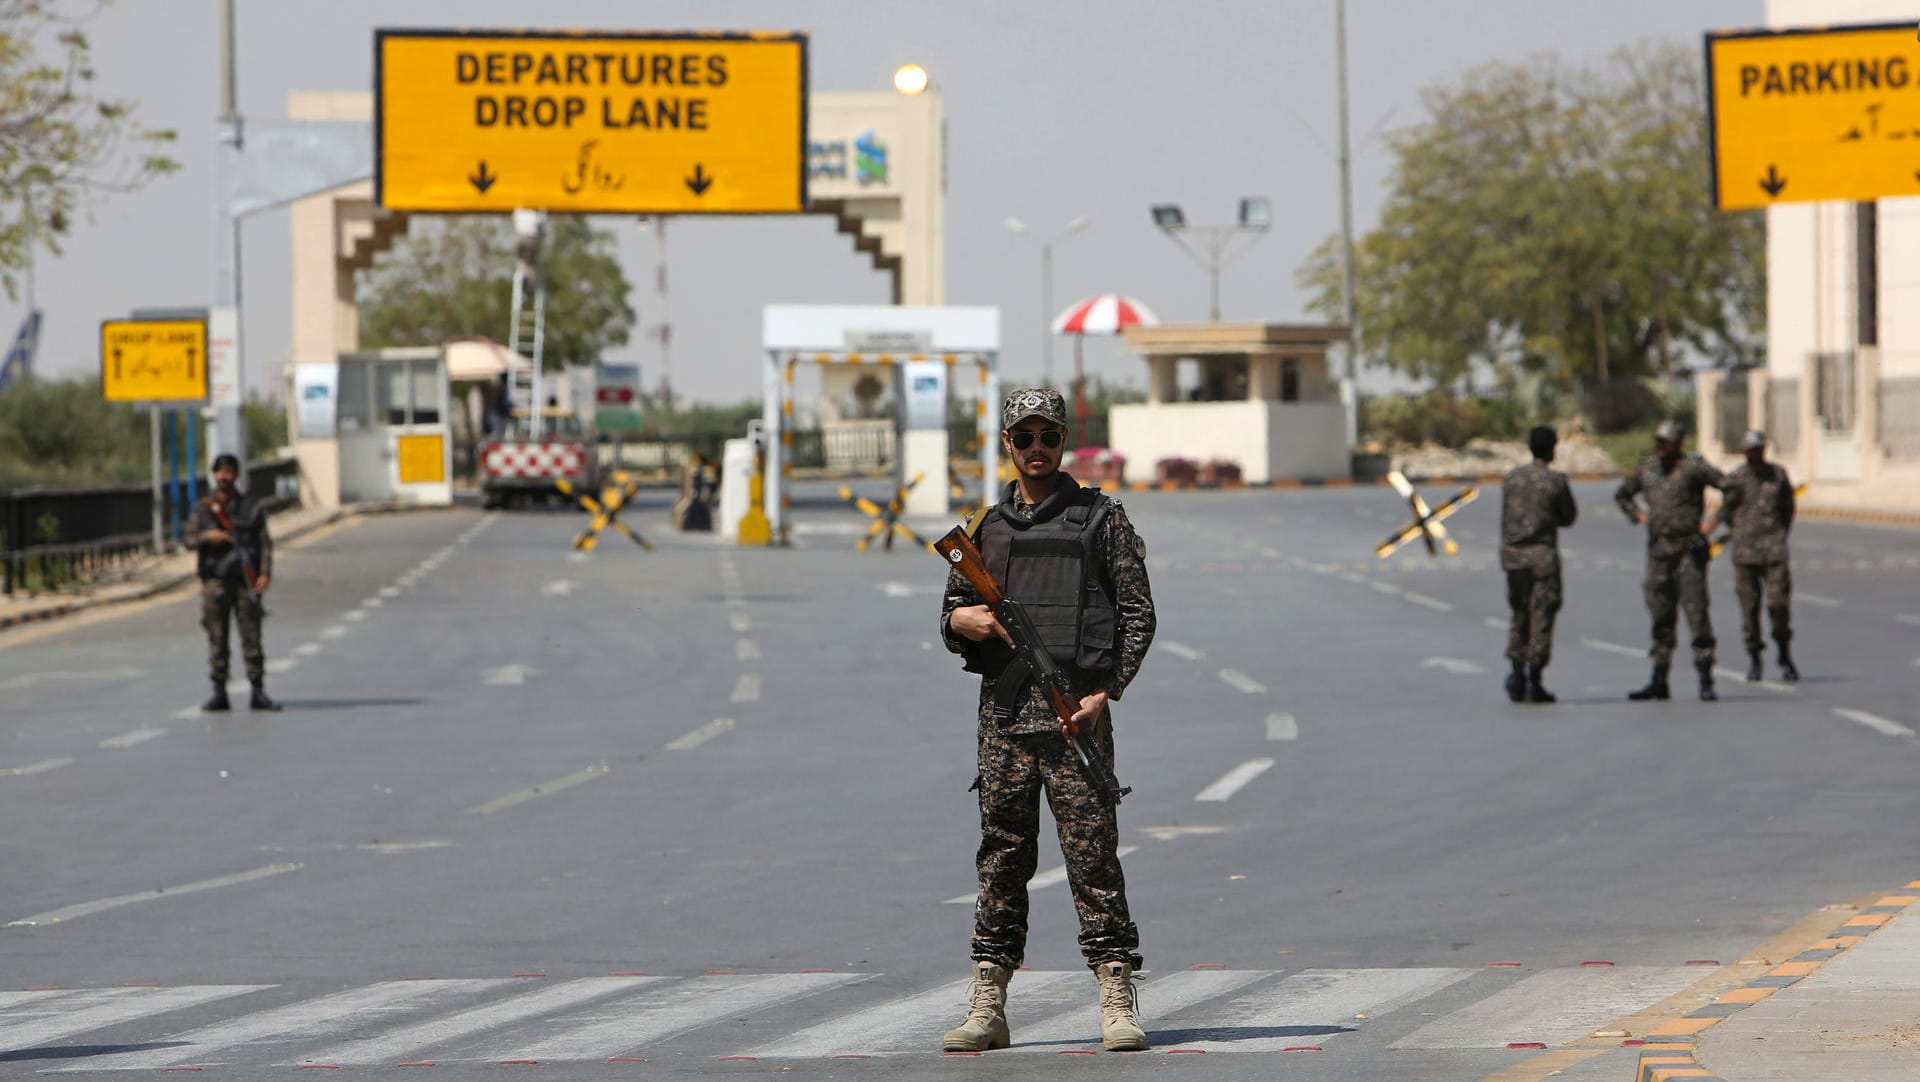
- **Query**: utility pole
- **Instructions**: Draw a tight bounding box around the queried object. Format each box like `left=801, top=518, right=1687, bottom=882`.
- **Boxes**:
left=1336, top=0, right=1360, bottom=445
left=212, top=0, right=246, bottom=464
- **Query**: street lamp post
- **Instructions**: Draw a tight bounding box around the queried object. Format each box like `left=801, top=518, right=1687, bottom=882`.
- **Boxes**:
left=1004, top=216, right=1088, bottom=388
left=1148, top=199, right=1270, bottom=322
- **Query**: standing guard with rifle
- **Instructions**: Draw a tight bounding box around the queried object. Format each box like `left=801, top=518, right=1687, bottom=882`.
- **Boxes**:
left=936, top=388, right=1157, bottom=1054
left=186, top=453, right=280, bottom=712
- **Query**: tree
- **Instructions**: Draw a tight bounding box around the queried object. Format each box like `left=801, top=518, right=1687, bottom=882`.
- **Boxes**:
left=357, top=215, right=636, bottom=370
left=1298, top=41, right=1764, bottom=389
left=0, top=0, right=179, bottom=299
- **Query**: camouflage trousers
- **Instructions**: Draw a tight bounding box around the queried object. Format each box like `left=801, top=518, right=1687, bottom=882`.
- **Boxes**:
left=1645, top=549, right=1715, bottom=668
left=1504, top=567, right=1563, bottom=667
left=201, top=577, right=265, bottom=686
left=1734, top=560, right=1793, bottom=655
left=969, top=722, right=1140, bottom=970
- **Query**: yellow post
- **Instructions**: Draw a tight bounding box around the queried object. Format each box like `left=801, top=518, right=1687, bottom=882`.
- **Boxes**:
left=736, top=446, right=773, bottom=546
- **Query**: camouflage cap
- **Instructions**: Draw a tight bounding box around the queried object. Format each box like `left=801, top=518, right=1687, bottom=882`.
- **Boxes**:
left=1002, top=388, right=1068, bottom=429
left=1741, top=429, right=1767, bottom=450
left=1654, top=420, right=1687, bottom=442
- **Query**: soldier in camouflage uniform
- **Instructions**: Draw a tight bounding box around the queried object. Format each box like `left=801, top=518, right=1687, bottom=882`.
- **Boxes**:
left=186, top=454, right=280, bottom=712
left=939, top=388, right=1156, bottom=1054
left=1614, top=421, right=1726, bottom=702
left=1500, top=425, right=1578, bottom=703
left=1706, top=430, right=1798, bottom=683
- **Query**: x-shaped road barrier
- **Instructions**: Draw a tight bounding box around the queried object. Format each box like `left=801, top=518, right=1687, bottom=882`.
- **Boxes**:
left=1376, top=470, right=1479, bottom=558
left=556, top=473, right=653, bottom=552
left=837, top=472, right=933, bottom=553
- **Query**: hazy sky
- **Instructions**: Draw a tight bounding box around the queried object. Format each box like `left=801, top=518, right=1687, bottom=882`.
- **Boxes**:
left=9, top=0, right=1761, bottom=405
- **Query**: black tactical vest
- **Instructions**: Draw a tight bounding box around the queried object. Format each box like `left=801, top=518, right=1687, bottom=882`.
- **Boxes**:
left=970, top=478, right=1118, bottom=675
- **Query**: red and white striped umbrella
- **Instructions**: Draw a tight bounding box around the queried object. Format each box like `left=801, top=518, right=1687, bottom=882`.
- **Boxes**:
left=1050, top=294, right=1159, bottom=336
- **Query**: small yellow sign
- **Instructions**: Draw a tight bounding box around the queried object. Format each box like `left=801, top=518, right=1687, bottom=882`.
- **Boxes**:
left=100, top=319, right=208, bottom=402
left=1708, top=22, right=1920, bottom=210
left=376, top=29, right=808, bottom=214
left=396, top=433, right=447, bottom=484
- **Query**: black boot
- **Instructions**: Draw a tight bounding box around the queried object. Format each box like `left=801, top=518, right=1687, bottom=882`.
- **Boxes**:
left=1778, top=646, right=1799, bottom=683
left=1627, top=665, right=1670, bottom=701
left=249, top=684, right=282, bottom=712
left=1505, top=660, right=1526, bottom=703
left=1697, top=661, right=1718, bottom=702
left=1524, top=664, right=1556, bottom=703
left=1747, top=651, right=1764, bottom=683
left=202, top=683, right=231, bottom=713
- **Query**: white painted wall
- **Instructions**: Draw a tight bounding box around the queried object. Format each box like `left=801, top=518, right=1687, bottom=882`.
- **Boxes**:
left=1109, top=401, right=1349, bottom=483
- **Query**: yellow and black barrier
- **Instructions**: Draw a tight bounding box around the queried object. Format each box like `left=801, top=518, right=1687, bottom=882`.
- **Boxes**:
left=838, top=472, right=933, bottom=553
left=557, top=472, right=653, bottom=552
left=1375, top=470, right=1478, bottom=559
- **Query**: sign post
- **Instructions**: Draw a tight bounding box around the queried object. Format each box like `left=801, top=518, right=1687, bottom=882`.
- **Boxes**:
left=376, top=30, right=809, bottom=214
left=103, top=316, right=210, bottom=551
left=1706, top=22, right=1920, bottom=209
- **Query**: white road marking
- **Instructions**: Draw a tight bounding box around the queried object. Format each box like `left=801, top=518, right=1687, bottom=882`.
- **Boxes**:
left=729, top=611, right=752, bottom=633
left=170, top=705, right=204, bottom=720
left=461, top=765, right=609, bottom=815
left=1834, top=708, right=1915, bottom=737
left=1485, top=617, right=1510, bottom=631
left=1583, top=639, right=1646, bottom=659
left=1421, top=657, right=1486, bottom=676
left=0, top=986, right=269, bottom=1058
left=1370, top=580, right=1404, bottom=595
left=5, top=863, right=301, bottom=927
left=495, top=973, right=866, bottom=1062
left=541, top=579, right=577, bottom=597
left=731, top=673, right=762, bottom=702
left=879, top=581, right=928, bottom=598
left=1186, top=968, right=1476, bottom=1054
left=567, top=552, right=590, bottom=564
left=1161, top=640, right=1203, bottom=661
left=1217, top=669, right=1267, bottom=695
left=0, top=757, right=73, bottom=777
left=666, top=718, right=735, bottom=751
left=1018, top=968, right=1277, bottom=1046
left=945, top=846, right=1143, bottom=903
left=1898, top=614, right=1920, bottom=626
left=292, top=642, right=322, bottom=657
left=57, top=979, right=513, bottom=1072
left=1196, top=759, right=1275, bottom=803
left=99, top=728, right=167, bottom=750
left=736, top=639, right=760, bottom=661
left=306, top=977, right=663, bottom=1067
left=0, top=666, right=146, bottom=691
left=266, top=657, right=295, bottom=675
left=359, top=597, right=383, bottom=610
left=320, top=625, right=348, bottom=639
left=1266, top=712, right=1299, bottom=741
left=1797, top=592, right=1842, bottom=608
left=1403, top=592, right=1454, bottom=611
left=750, top=972, right=1078, bottom=1058
left=342, top=609, right=367, bottom=623
left=380, top=586, right=400, bottom=598
left=1392, top=966, right=1703, bottom=1049
left=1138, top=825, right=1230, bottom=841
left=1337, top=571, right=1369, bottom=584
left=1716, top=667, right=1793, bottom=694
left=481, top=664, right=539, bottom=686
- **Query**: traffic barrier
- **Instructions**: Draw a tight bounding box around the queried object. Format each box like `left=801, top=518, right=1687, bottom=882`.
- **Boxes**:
left=837, top=473, right=932, bottom=553
left=556, top=473, right=651, bottom=552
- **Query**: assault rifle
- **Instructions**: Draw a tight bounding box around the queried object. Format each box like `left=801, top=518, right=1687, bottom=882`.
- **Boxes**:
left=934, top=526, right=1131, bottom=806
left=208, top=497, right=267, bottom=612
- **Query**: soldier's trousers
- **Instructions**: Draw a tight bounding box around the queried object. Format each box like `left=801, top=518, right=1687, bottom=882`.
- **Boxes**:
left=1645, top=549, right=1714, bottom=668
left=201, top=577, right=265, bottom=685
left=1734, top=560, right=1792, bottom=655
left=1504, top=567, right=1562, bottom=667
left=970, top=723, right=1140, bottom=970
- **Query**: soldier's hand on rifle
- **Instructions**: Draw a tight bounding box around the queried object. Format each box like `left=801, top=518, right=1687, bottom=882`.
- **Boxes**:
left=950, top=605, right=1013, bottom=646
left=253, top=574, right=270, bottom=594
left=1634, top=511, right=1649, bottom=525
left=203, top=528, right=232, bottom=544
left=1068, top=690, right=1109, bottom=734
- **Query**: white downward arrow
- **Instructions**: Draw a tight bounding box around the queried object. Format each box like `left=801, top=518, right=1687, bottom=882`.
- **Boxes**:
left=483, top=664, right=540, bottom=686
left=1421, top=657, right=1487, bottom=676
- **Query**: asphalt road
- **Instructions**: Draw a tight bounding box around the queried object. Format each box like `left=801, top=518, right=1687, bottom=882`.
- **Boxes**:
left=2, top=480, right=1918, bottom=1080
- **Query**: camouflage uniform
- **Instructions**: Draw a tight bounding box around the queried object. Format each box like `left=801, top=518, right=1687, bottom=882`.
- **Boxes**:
left=1720, top=461, right=1795, bottom=655
left=185, top=493, right=273, bottom=687
left=1500, top=462, right=1578, bottom=666
left=1615, top=454, right=1725, bottom=667
left=941, top=477, right=1155, bottom=970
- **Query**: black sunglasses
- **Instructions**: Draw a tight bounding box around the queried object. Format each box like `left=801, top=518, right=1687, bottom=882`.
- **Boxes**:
left=1009, top=430, right=1065, bottom=450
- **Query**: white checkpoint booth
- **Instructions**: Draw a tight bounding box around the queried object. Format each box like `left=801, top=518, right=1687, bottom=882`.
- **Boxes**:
left=762, top=305, right=1000, bottom=539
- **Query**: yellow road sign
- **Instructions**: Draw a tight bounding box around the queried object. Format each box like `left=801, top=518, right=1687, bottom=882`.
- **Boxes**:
left=1707, top=22, right=1920, bottom=210
left=376, top=29, right=807, bottom=213
left=100, top=319, right=207, bottom=402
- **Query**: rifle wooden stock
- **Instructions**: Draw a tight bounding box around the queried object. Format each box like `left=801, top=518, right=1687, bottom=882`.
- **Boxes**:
left=209, top=498, right=266, bottom=602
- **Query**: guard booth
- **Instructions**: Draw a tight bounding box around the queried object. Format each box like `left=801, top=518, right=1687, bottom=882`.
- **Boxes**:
left=761, top=305, right=1000, bottom=541
left=290, top=346, right=454, bottom=507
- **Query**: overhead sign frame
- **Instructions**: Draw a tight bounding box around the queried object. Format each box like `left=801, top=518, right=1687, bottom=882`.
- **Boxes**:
left=1705, top=21, right=1920, bottom=210
left=100, top=317, right=209, bottom=404
left=374, top=27, right=809, bottom=215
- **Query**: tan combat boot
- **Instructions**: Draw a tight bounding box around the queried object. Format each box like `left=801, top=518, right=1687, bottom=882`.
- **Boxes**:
left=1093, top=961, right=1149, bottom=1051
left=942, top=961, right=1012, bottom=1051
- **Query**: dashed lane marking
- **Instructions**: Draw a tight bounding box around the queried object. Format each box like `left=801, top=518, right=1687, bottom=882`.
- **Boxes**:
left=1715, top=667, right=1793, bottom=694
left=1266, top=712, right=1299, bottom=741
left=265, top=657, right=295, bottom=675
left=292, top=643, right=321, bottom=658
left=1422, top=657, right=1486, bottom=676
left=1196, top=758, right=1275, bottom=803
left=1370, top=581, right=1404, bottom=595
left=729, top=611, right=752, bottom=633
left=461, top=765, right=609, bottom=815
left=1897, top=613, right=1920, bottom=626
left=98, top=728, right=166, bottom=750
left=0, top=666, right=146, bottom=691
left=1218, top=669, right=1267, bottom=695
left=1403, top=592, right=1454, bottom=611
left=1582, top=639, right=1646, bottom=659
left=666, top=718, right=734, bottom=752
left=0, top=757, right=73, bottom=777
left=1833, top=708, right=1915, bottom=738
left=1796, top=592, right=1842, bottom=608
left=1161, top=640, right=1203, bottom=661
left=319, top=625, right=348, bottom=640
left=1485, top=617, right=1510, bottom=631
left=737, top=639, right=760, bottom=661
left=730, top=673, right=762, bottom=703
left=5, top=863, right=301, bottom=927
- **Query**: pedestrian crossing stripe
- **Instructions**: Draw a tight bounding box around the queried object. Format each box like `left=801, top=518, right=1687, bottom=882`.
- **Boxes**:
left=0, top=965, right=1723, bottom=1067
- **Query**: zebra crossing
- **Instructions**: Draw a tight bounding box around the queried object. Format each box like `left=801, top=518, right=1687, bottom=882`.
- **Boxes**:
left=0, top=962, right=1713, bottom=1068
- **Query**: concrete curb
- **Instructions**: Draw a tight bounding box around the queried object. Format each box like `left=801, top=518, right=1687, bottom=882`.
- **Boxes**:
left=1635, top=881, right=1920, bottom=1082
left=0, top=507, right=345, bottom=634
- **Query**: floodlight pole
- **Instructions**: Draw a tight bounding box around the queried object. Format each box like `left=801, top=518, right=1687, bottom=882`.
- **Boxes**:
left=1157, top=226, right=1263, bottom=322
left=1336, top=0, right=1360, bottom=444
left=212, top=0, right=245, bottom=466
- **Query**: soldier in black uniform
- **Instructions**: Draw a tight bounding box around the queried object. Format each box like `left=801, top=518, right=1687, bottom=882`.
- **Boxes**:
left=1500, top=425, right=1578, bottom=703
left=939, top=388, right=1157, bottom=1053
left=185, top=454, right=280, bottom=712
left=1614, top=421, right=1725, bottom=701
left=1705, top=430, right=1798, bottom=683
